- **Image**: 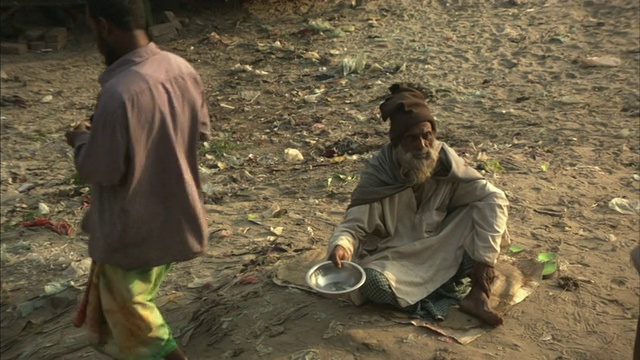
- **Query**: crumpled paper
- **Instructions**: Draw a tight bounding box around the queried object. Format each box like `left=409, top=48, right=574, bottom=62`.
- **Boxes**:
left=608, top=198, right=640, bottom=215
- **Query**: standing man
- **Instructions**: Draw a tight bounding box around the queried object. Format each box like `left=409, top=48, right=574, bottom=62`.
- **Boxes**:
left=65, top=1, right=210, bottom=359
left=327, top=84, right=510, bottom=326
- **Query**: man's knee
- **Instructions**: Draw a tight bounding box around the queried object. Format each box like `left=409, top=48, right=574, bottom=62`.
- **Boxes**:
left=360, top=268, right=398, bottom=306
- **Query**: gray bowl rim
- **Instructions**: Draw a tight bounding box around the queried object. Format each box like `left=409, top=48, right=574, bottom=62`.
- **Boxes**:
left=305, top=260, right=367, bottom=295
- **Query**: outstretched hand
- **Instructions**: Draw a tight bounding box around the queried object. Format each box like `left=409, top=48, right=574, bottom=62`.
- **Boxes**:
left=328, top=245, right=351, bottom=268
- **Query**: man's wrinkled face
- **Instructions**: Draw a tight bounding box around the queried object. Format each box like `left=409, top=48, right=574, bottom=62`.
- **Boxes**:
left=395, top=122, right=439, bottom=186
left=86, top=9, right=120, bottom=66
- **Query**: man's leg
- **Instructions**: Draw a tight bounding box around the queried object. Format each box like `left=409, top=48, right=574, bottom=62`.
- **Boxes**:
left=360, top=268, right=415, bottom=311
left=86, top=263, right=188, bottom=359
left=458, top=262, right=503, bottom=326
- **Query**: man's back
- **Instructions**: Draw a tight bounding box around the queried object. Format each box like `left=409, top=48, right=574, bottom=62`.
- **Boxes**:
left=78, top=43, right=210, bottom=270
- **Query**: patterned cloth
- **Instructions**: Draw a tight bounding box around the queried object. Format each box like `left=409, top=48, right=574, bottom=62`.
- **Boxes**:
left=360, top=254, right=475, bottom=321
left=80, top=263, right=177, bottom=360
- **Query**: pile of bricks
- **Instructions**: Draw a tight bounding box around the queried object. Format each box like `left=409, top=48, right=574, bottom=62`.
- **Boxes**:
left=1, top=27, right=68, bottom=55
left=147, top=11, right=185, bottom=44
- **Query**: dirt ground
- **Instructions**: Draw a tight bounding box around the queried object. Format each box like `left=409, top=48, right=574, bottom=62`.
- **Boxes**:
left=1, top=0, right=639, bottom=359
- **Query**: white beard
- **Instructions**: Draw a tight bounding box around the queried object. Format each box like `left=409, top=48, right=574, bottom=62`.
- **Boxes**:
left=394, top=145, right=439, bottom=186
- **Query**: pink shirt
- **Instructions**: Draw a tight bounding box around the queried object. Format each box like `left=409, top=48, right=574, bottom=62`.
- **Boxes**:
left=74, top=42, right=210, bottom=270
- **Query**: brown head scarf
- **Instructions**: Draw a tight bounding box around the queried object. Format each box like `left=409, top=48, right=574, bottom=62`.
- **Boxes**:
left=379, top=84, right=436, bottom=147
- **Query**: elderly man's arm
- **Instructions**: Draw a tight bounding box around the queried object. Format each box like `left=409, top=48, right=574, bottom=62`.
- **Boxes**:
left=327, top=202, right=386, bottom=260
left=448, top=179, right=510, bottom=266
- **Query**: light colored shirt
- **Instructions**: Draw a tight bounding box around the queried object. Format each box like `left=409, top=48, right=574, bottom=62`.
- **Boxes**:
left=74, top=42, right=210, bottom=270
left=328, top=146, right=510, bottom=307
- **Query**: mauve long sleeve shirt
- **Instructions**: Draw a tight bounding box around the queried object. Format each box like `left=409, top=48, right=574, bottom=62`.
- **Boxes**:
left=74, top=42, right=210, bottom=270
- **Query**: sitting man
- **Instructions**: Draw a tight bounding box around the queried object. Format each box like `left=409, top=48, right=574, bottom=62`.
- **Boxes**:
left=327, top=84, right=510, bottom=326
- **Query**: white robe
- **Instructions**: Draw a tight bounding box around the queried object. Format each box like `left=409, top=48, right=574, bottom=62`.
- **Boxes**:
left=328, top=148, right=510, bottom=307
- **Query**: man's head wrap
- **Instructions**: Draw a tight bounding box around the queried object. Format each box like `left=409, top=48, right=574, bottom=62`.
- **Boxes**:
left=379, top=84, right=436, bottom=147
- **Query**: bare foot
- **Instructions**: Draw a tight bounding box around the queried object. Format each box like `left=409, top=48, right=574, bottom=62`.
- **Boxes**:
left=459, top=290, right=503, bottom=327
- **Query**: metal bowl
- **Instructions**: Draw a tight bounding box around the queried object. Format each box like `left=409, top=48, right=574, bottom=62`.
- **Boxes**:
left=306, top=261, right=366, bottom=297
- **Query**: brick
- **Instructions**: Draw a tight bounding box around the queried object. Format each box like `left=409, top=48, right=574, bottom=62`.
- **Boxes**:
left=1, top=42, right=28, bottom=55
left=152, top=33, right=176, bottom=44
left=44, top=27, right=68, bottom=43
left=22, top=29, right=46, bottom=42
left=160, top=11, right=178, bottom=23
left=171, top=20, right=182, bottom=31
left=46, top=39, right=67, bottom=51
left=29, top=41, right=46, bottom=51
left=149, top=23, right=178, bottom=39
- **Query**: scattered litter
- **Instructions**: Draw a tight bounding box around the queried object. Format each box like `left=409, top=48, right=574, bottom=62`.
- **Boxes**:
left=17, top=297, right=49, bottom=317
left=284, top=148, right=304, bottom=163
left=237, top=273, right=258, bottom=285
left=22, top=217, right=72, bottom=235
left=1, top=95, right=28, bottom=108
left=633, top=174, right=640, bottom=181
left=583, top=56, right=621, bottom=67
left=307, top=19, right=345, bottom=38
left=17, top=183, right=36, bottom=193
left=402, top=334, right=417, bottom=344
left=211, top=229, right=232, bottom=239
left=289, top=348, right=320, bottom=360
left=303, top=51, right=321, bottom=61
left=231, top=63, right=269, bottom=76
left=322, top=320, right=344, bottom=339
left=37, top=202, right=50, bottom=215
left=556, top=96, right=582, bottom=105
left=534, top=207, right=566, bottom=217
left=342, top=54, right=367, bottom=76
left=256, top=343, right=273, bottom=356
left=327, top=173, right=357, bottom=188
left=437, top=336, right=454, bottom=344
left=509, top=244, right=525, bottom=253
left=187, top=277, right=213, bottom=288
left=270, top=226, right=284, bottom=236
left=63, top=258, right=93, bottom=279
left=537, top=252, right=558, bottom=277
left=608, top=197, right=640, bottom=214
left=558, top=276, right=580, bottom=292
left=539, top=333, right=553, bottom=341
left=596, top=233, right=617, bottom=242
left=40, top=95, right=53, bottom=103
left=44, top=280, right=74, bottom=295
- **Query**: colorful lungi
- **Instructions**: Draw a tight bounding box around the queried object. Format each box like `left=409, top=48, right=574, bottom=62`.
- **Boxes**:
left=75, top=262, right=177, bottom=360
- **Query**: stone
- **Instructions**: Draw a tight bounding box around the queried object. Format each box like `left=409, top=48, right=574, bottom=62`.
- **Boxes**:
left=171, top=20, right=182, bottom=31
left=160, top=10, right=178, bottom=23
left=29, top=41, right=46, bottom=51
left=149, top=23, right=178, bottom=43
left=22, top=28, right=46, bottom=42
left=46, top=38, right=67, bottom=51
left=148, top=23, right=178, bottom=42
left=44, top=27, right=68, bottom=43
left=1, top=42, right=28, bottom=55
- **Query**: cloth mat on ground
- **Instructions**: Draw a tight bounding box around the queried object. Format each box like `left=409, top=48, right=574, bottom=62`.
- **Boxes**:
left=273, top=248, right=544, bottom=345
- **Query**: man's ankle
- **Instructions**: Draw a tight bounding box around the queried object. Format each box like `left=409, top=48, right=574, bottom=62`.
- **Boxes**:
left=164, top=348, right=188, bottom=360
